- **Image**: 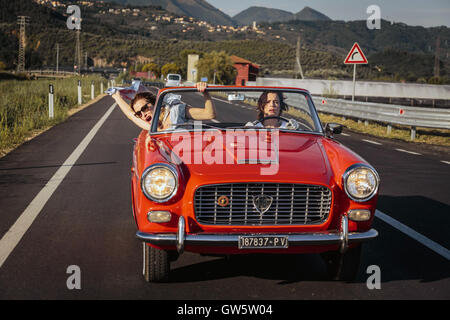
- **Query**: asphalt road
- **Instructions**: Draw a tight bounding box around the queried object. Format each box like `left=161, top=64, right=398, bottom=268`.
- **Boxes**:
left=0, top=93, right=449, bottom=300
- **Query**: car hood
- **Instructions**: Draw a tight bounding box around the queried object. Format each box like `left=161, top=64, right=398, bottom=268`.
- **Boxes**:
left=157, top=131, right=334, bottom=186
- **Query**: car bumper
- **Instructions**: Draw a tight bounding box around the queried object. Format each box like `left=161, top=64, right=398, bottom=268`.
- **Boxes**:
left=136, top=216, right=378, bottom=254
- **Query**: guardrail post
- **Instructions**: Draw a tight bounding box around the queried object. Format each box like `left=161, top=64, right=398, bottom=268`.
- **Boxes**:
left=49, top=84, right=54, bottom=119
left=387, top=124, right=392, bottom=135
left=100, top=82, right=104, bottom=95
left=91, top=81, right=95, bottom=100
left=364, top=120, right=369, bottom=126
left=411, top=126, right=416, bottom=140
left=78, top=80, right=82, bottom=105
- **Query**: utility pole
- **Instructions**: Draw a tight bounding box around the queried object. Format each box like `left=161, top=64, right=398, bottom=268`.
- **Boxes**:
left=17, top=16, right=29, bottom=73
left=434, top=36, right=440, bottom=78
left=75, top=29, right=82, bottom=74
left=56, top=43, right=59, bottom=74
left=295, top=36, right=304, bottom=79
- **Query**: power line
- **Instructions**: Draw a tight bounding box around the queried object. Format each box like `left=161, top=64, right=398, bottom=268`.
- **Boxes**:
left=434, top=36, right=440, bottom=78
left=56, top=43, right=59, bottom=74
left=75, top=29, right=82, bottom=74
left=17, top=16, right=30, bottom=73
left=295, top=36, right=304, bottom=79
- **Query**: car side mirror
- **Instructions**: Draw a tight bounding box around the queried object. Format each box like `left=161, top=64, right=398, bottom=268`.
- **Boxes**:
left=324, top=123, right=343, bottom=137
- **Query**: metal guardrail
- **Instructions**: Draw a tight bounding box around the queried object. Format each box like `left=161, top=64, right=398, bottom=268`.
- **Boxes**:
left=241, top=91, right=450, bottom=140
left=156, top=86, right=450, bottom=139
left=311, top=97, right=450, bottom=130
left=27, top=70, right=78, bottom=76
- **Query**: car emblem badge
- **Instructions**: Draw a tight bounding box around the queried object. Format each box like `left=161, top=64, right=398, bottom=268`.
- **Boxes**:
left=217, top=195, right=230, bottom=207
left=253, top=195, right=273, bottom=214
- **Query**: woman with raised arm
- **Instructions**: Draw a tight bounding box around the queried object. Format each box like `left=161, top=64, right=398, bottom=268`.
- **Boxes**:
left=112, top=82, right=215, bottom=131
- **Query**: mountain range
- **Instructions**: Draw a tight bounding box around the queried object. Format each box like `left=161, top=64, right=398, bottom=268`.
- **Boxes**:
left=0, top=0, right=448, bottom=82
left=233, top=6, right=332, bottom=25
left=99, top=0, right=235, bottom=25
left=98, top=1, right=332, bottom=26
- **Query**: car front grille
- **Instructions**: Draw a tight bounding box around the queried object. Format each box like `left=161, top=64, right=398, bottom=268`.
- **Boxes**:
left=194, top=183, right=332, bottom=226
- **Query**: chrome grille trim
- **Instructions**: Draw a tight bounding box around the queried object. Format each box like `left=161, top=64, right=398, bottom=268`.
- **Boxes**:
left=194, top=183, right=332, bottom=226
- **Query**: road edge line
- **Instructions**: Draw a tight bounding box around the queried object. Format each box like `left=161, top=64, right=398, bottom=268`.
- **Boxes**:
left=375, top=210, right=450, bottom=261
left=0, top=103, right=117, bottom=268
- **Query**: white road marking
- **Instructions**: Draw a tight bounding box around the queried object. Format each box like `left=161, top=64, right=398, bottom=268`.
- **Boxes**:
left=0, top=103, right=117, bottom=268
left=375, top=210, right=450, bottom=261
left=362, top=139, right=382, bottom=145
left=395, top=148, right=422, bottom=155
left=441, top=160, right=450, bottom=165
left=341, top=133, right=350, bottom=137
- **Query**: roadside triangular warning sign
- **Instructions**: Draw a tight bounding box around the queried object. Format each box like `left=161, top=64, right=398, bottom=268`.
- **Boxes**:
left=344, top=42, right=368, bottom=64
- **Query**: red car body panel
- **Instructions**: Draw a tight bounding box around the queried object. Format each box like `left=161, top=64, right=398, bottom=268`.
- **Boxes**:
left=131, top=86, right=378, bottom=255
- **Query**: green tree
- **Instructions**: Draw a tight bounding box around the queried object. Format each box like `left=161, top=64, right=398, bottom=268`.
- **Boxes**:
left=0, top=61, right=6, bottom=70
left=196, top=51, right=237, bottom=85
left=142, top=63, right=161, bottom=78
left=161, top=63, right=181, bottom=78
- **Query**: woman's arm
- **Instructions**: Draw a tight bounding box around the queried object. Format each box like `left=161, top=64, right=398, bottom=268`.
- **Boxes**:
left=185, top=82, right=216, bottom=120
left=112, top=92, right=150, bottom=131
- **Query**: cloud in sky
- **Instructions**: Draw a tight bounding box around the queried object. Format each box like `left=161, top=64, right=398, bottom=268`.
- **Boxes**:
left=207, top=0, right=450, bottom=27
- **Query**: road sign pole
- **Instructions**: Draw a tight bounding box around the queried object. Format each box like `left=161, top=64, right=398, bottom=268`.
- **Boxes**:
left=49, top=84, right=54, bottom=119
left=352, top=64, right=356, bottom=102
left=78, top=80, right=82, bottom=105
left=344, top=42, right=368, bottom=103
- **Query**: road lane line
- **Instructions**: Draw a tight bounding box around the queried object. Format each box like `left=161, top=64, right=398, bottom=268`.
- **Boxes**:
left=341, top=133, right=350, bottom=137
left=395, top=148, right=421, bottom=155
left=441, top=160, right=450, bottom=165
left=362, top=139, right=382, bottom=145
left=375, top=210, right=450, bottom=260
left=0, top=103, right=117, bottom=268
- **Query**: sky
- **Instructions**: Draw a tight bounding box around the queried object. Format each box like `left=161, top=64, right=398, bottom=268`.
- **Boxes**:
left=207, top=0, right=450, bottom=27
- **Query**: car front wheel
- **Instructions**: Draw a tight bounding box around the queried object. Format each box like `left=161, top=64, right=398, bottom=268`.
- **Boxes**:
left=143, top=243, right=170, bottom=282
left=321, top=244, right=362, bottom=281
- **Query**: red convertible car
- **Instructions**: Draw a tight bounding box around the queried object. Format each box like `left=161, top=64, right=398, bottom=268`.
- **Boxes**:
left=131, top=86, right=379, bottom=282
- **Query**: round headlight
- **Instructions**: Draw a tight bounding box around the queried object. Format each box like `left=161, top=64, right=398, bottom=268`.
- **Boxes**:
left=141, top=164, right=178, bottom=202
left=343, top=164, right=379, bottom=202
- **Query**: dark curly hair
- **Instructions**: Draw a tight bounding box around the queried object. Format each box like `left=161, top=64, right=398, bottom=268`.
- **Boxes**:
left=130, top=92, right=157, bottom=112
left=257, top=91, right=287, bottom=120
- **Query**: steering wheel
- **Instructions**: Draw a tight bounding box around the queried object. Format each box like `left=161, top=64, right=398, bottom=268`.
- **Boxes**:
left=252, top=116, right=299, bottom=130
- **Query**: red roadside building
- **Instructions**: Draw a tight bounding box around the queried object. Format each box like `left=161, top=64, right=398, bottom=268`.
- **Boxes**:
left=230, top=55, right=260, bottom=86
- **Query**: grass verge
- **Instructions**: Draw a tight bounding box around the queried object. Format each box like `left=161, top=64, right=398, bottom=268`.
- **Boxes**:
left=0, top=75, right=106, bottom=157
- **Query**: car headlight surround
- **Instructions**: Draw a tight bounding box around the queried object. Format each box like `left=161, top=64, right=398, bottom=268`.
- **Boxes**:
left=343, top=164, right=379, bottom=202
left=141, top=163, right=178, bottom=202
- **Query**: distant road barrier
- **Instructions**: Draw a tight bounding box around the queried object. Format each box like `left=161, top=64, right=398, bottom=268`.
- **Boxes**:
left=28, top=70, right=78, bottom=76
left=310, top=97, right=450, bottom=140
left=240, top=91, right=450, bottom=140
left=251, top=78, right=450, bottom=101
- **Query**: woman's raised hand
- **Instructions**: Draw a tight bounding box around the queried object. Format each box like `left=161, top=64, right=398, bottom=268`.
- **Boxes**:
left=196, top=82, right=208, bottom=93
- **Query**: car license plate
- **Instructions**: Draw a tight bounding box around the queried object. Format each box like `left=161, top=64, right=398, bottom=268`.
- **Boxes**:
left=238, top=235, right=289, bottom=249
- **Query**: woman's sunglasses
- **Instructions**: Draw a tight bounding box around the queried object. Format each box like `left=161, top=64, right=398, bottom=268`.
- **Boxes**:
left=134, top=103, right=152, bottom=118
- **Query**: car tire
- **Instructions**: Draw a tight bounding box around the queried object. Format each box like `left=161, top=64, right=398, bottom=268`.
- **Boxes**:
left=143, top=243, right=170, bottom=283
left=321, top=244, right=362, bottom=282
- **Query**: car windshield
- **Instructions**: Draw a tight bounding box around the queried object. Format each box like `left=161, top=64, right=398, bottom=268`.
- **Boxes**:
left=151, top=88, right=323, bottom=134
left=168, top=75, right=180, bottom=80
